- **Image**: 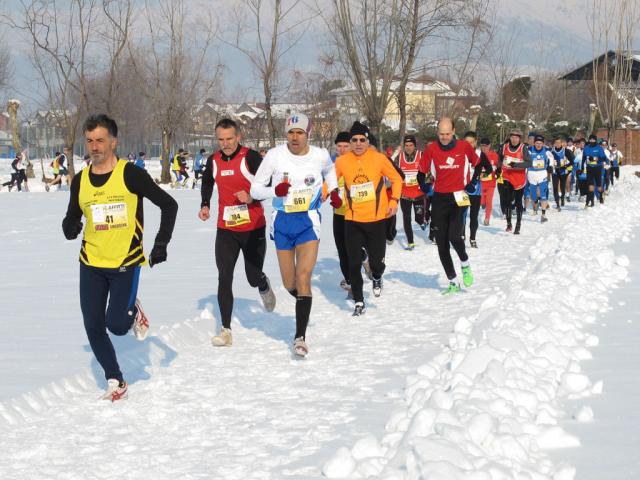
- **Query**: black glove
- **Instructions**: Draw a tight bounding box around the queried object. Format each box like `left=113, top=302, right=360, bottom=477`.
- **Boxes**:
left=464, top=181, right=477, bottom=194
left=63, top=219, right=83, bottom=240
left=149, top=243, right=167, bottom=268
left=419, top=182, right=431, bottom=194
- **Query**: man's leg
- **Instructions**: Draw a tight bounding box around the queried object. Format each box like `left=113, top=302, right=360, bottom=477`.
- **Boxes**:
left=80, top=264, right=124, bottom=382
left=400, top=198, right=414, bottom=245
left=344, top=221, right=366, bottom=303
left=241, top=226, right=269, bottom=290
left=469, top=195, right=481, bottom=241
left=293, top=239, right=319, bottom=340
left=431, top=194, right=457, bottom=280
left=333, top=213, right=350, bottom=284
left=215, top=229, right=242, bottom=329
left=363, top=219, right=387, bottom=280
left=483, top=184, right=495, bottom=222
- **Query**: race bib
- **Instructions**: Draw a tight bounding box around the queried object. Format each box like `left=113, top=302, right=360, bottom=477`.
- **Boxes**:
left=404, top=173, right=418, bottom=186
left=284, top=187, right=313, bottom=213
left=453, top=190, right=470, bottom=207
left=91, top=203, right=128, bottom=231
left=504, top=155, right=520, bottom=166
left=350, top=181, right=375, bottom=203
left=223, top=204, right=250, bottom=227
left=533, top=159, right=545, bottom=169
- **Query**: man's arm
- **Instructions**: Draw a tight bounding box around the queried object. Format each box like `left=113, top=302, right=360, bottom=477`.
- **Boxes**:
left=61, top=173, right=84, bottom=239
left=250, top=151, right=277, bottom=201
left=200, top=154, right=215, bottom=208
left=124, top=163, right=178, bottom=246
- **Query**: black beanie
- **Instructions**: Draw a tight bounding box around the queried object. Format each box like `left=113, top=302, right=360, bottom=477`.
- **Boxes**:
left=349, top=121, right=370, bottom=139
left=403, top=134, right=417, bottom=145
left=588, top=134, right=597, bottom=142
left=335, top=131, right=350, bottom=144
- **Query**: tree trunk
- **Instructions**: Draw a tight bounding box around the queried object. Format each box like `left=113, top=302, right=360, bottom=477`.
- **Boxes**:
left=264, top=86, right=276, bottom=148
left=161, top=129, right=172, bottom=184
left=397, top=87, right=408, bottom=140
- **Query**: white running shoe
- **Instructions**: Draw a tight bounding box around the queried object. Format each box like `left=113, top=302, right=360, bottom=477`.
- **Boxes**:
left=212, top=328, right=232, bottom=347
left=259, top=277, right=276, bottom=312
left=294, top=337, right=308, bottom=357
left=372, top=277, right=383, bottom=297
left=352, top=302, right=366, bottom=316
left=100, top=379, right=128, bottom=402
left=132, top=299, right=149, bottom=341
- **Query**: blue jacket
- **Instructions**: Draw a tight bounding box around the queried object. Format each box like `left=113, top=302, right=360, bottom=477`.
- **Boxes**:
left=528, top=146, right=551, bottom=171
left=134, top=157, right=146, bottom=169
left=583, top=144, right=608, bottom=166
left=194, top=153, right=206, bottom=171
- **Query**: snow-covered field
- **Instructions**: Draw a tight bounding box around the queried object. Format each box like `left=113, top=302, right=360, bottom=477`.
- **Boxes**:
left=1, top=164, right=640, bottom=479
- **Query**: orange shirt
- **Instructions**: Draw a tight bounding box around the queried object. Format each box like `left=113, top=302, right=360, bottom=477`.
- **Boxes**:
left=335, top=149, right=403, bottom=223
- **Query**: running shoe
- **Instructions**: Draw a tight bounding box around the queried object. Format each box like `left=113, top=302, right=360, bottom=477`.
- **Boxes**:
left=541, top=216, right=548, bottom=223
left=372, top=277, right=383, bottom=297
left=339, top=279, right=351, bottom=290
left=386, top=239, right=394, bottom=245
left=556, top=206, right=561, bottom=212
left=419, top=222, right=428, bottom=231
left=100, top=379, right=128, bottom=402
left=514, top=224, right=521, bottom=235
left=352, top=302, right=366, bottom=316
left=259, top=276, right=276, bottom=312
left=470, top=240, right=478, bottom=248
left=294, top=337, right=308, bottom=357
left=442, top=282, right=461, bottom=295
left=462, top=266, right=474, bottom=287
left=132, top=299, right=149, bottom=341
left=405, top=243, right=416, bottom=251
left=506, top=224, right=513, bottom=232
left=212, top=328, right=232, bottom=347
left=483, top=218, right=490, bottom=226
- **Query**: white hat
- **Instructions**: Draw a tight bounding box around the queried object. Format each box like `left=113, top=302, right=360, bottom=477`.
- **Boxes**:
left=285, top=113, right=310, bottom=134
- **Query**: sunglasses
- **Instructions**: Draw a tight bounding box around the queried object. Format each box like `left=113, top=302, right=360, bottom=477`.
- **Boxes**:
left=350, top=137, right=368, bottom=143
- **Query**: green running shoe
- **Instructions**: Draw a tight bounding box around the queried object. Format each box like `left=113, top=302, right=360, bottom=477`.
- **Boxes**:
left=462, top=266, right=474, bottom=287
left=442, top=282, right=461, bottom=295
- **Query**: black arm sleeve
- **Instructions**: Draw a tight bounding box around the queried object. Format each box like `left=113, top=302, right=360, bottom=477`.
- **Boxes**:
left=200, top=154, right=215, bottom=208
left=471, top=152, right=492, bottom=182
left=387, top=156, right=405, bottom=180
left=62, top=173, right=83, bottom=239
left=245, top=149, right=263, bottom=175
left=124, top=163, right=178, bottom=246
left=566, top=150, right=575, bottom=162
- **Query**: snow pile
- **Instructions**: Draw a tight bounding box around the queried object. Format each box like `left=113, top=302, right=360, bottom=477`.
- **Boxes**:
left=323, top=176, right=640, bottom=479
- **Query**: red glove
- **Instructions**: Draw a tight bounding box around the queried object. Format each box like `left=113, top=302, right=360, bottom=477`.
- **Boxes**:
left=329, top=189, right=342, bottom=209
left=274, top=182, right=290, bottom=197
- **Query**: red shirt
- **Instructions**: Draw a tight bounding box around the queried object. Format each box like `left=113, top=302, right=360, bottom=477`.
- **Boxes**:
left=419, top=140, right=479, bottom=193
left=480, top=150, right=499, bottom=187
left=212, top=147, right=266, bottom=231
left=501, top=143, right=527, bottom=190
left=399, top=151, right=423, bottom=199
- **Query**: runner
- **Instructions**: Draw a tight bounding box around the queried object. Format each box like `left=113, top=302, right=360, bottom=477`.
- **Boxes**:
left=397, top=134, right=426, bottom=250
left=62, top=114, right=178, bottom=401
left=330, top=131, right=354, bottom=292
left=134, top=152, right=146, bottom=170
left=418, top=117, right=479, bottom=294
left=462, top=131, right=492, bottom=248
left=193, top=148, right=206, bottom=189
left=199, top=118, right=276, bottom=347
left=498, top=129, right=532, bottom=235
left=46, top=149, right=70, bottom=191
left=527, top=135, right=553, bottom=222
left=250, top=113, right=338, bottom=356
left=171, top=149, right=185, bottom=186
left=479, top=137, right=499, bottom=226
left=335, top=121, right=402, bottom=315
left=564, top=137, right=575, bottom=201
left=609, top=143, right=623, bottom=186
left=550, top=137, right=574, bottom=211
left=583, top=134, right=609, bottom=207
left=573, top=138, right=585, bottom=198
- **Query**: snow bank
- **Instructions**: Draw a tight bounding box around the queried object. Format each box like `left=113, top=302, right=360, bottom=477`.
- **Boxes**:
left=324, top=175, right=640, bottom=479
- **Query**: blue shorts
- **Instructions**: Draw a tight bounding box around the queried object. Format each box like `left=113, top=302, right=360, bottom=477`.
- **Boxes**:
left=523, top=182, right=530, bottom=198
left=272, top=210, right=321, bottom=250
left=529, top=181, right=549, bottom=202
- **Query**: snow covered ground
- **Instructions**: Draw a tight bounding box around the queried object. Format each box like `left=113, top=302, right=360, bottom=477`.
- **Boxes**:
left=1, top=165, right=640, bottom=479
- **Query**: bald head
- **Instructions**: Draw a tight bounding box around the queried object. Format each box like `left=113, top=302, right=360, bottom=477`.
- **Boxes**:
left=437, top=117, right=455, bottom=146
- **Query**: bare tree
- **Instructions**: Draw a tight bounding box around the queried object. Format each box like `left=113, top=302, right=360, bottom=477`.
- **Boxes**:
left=223, top=0, right=309, bottom=147
left=327, top=0, right=409, bottom=136
left=0, top=41, right=11, bottom=91
left=129, top=0, right=222, bottom=183
left=588, top=0, right=640, bottom=139
left=7, top=0, right=100, bottom=177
